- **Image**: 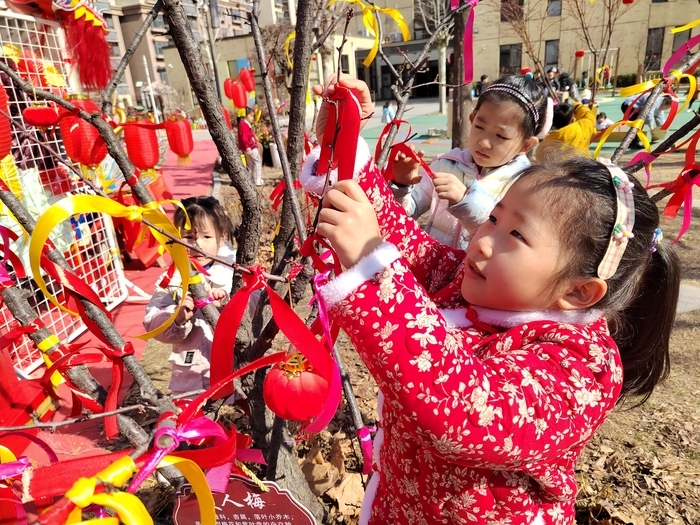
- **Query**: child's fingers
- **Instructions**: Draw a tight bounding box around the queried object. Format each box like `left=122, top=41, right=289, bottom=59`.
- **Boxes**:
left=318, top=207, right=344, bottom=226
left=322, top=182, right=370, bottom=210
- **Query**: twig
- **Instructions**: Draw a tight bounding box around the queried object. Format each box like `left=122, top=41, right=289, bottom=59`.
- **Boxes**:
left=0, top=404, right=152, bottom=432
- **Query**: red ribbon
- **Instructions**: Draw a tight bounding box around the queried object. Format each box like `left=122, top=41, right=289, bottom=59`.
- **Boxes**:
left=375, top=120, right=435, bottom=182
left=317, top=86, right=362, bottom=183
left=0, top=226, right=26, bottom=292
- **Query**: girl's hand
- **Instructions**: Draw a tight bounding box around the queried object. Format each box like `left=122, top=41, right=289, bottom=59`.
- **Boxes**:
left=316, top=180, right=383, bottom=269
left=312, top=75, right=374, bottom=142
left=208, top=288, right=228, bottom=309
left=176, top=294, right=195, bottom=325
left=433, top=172, right=468, bottom=205
left=392, top=146, right=425, bottom=186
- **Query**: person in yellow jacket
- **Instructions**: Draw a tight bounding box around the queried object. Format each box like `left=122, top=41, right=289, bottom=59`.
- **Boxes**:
left=542, top=102, right=596, bottom=153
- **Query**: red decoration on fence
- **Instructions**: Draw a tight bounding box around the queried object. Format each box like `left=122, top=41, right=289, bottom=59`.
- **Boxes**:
left=22, top=106, right=59, bottom=129
left=39, top=166, right=73, bottom=195
left=575, top=50, right=586, bottom=58
left=239, top=68, right=256, bottom=92
left=165, top=116, right=194, bottom=165
left=0, top=86, right=12, bottom=158
left=263, top=352, right=330, bottom=421
left=124, top=118, right=160, bottom=175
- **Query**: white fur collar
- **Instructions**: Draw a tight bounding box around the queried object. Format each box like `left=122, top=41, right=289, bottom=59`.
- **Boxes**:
left=299, top=138, right=372, bottom=197
left=440, top=306, right=603, bottom=329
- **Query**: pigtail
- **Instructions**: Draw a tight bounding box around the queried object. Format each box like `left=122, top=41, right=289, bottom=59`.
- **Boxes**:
left=610, top=241, right=680, bottom=405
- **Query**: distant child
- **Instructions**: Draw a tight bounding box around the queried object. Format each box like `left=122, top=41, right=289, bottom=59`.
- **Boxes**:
left=306, top=77, right=680, bottom=524
left=542, top=101, right=596, bottom=153
left=143, top=196, right=237, bottom=395
left=596, top=112, right=615, bottom=131
left=475, top=74, right=490, bottom=96
left=381, top=100, right=395, bottom=124
left=237, top=107, right=264, bottom=186
left=389, top=75, right=549, bottom=248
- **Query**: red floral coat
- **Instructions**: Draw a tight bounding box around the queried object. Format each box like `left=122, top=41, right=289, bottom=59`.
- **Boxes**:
left=301, top=139, right=624, bottom=525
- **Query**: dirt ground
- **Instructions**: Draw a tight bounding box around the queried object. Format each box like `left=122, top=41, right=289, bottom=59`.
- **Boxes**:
left=141, top=150, right=700, bottom=525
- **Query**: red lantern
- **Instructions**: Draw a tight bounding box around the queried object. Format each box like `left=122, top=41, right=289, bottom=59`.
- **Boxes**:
left=239, top=68, right=256, bottom=92
left=221, top=105, right=232, bottom=130
left=262, top=352, right=330, bottom=421
left=622, top=0, right=634, bottom=4
left=575, top=50, right=585, bottom=58
left=22, top=106, right=59, bottom=129
left=165, top=117, right=194, bottom=165
left=57, top=96, right=108, bottom=168
left=0, top=87, right=12, bottom=159
left=223, top=78, right=237, bottom=100
left=124, top=118, right=159, bottom=175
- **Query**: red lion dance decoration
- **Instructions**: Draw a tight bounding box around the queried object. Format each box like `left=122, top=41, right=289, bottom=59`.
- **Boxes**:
left=5, top=0, right=111, bottom=91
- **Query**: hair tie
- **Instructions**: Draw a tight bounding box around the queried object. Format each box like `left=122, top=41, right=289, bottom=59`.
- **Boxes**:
left=597, top=160, right=636, bottom=280
left=650, top=227, right=663, bottom=254
left=481, top=83, right=539, bottom=128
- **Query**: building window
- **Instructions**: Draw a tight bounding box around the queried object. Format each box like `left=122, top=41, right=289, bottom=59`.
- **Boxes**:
left=341, top=55, right=350, bottom=73
left=110, top=41, right=121, bottom=57
left=547, top=0, right=561, bottom=16
left=152, top=15, right=166, bottom=30
left=651, top=0, right=668, bottom=3
left=672, top=28, right=692, bottom=53
left=501, top=0, right=523, bottom=23
left=645, top=28, right=664, bottom=71
left=545, top=40, right=559, bottom=69
left=153, top=41, right=167, bottom=57
left=103, top=14, right=115, bottom=30
left=499, top=44, right=522, bottom=75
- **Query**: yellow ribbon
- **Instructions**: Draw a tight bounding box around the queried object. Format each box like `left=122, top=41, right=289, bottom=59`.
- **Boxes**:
left=285, top=31, right=296, bottom=69
left=593, top=119, right=650, bottom=159
left=328, top=0, right=410, bottom=67
left=29, top=196, right=191, bottom=340
left=65, top=456, right=151, bottom=525
left=0, top=445, right=17, bottom=464
left=159, top=456, right=216, bottom=525
left=619, top=70, right=696, bottom=112
left=672, top=18, right=700, bottom=33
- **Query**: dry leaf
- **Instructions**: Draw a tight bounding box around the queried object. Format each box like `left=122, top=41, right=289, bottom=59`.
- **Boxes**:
left=326, top=473, right=365, bottom=517
left=301, top=445, right=340, bottom=496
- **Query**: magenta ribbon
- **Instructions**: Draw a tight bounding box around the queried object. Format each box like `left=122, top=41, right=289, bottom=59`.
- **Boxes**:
left=0, top=226, right=15, bottom=288
left=127, top=417, right=233, bottom=493
left=463, top=3, right=477, bottom=83
left=0, top=456, right=30, bottom=479
left=628, top=151, right=656, bottom=188
left=663, top=33, right=700, bottom=76
left=307, top=273, right=376, bottom=476
left=193, top=297, right=214, bottom=309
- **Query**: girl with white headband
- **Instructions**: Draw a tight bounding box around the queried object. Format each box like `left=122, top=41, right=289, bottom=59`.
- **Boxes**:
left=304, top=77, right=679, bottom=525
left=389, top=74, right=553, bottom=249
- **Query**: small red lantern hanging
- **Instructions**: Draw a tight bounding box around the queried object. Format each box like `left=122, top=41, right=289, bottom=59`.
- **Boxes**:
left=575, top=50, right=585, bottom=58
left=231, top=80, right=248, bottom=109
left=124, top=117, right=160, bottom=176
left=239, top=68, right=256, bottom=92
left=221, top=105, right=232, bottom=130
left=165, top=116, right=194, bottom=165
left=22, top=106, right=59, bottom=130
left=224, top=77, right=237, bottom=100
left=262, top=352, right=330, bottom=422
left=57, top=96, right=108, bottom=170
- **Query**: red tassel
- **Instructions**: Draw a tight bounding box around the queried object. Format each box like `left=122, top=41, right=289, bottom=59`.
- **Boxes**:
left=58, top=8, right=111, bottom=91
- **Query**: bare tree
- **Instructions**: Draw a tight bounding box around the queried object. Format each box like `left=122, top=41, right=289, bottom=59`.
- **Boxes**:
left=500, top=0, right=559, bottom=97
left=261, top=20, right=296, bottom=99
left=567, top=0, right=638, bottom=99
left=415, top=0, right=455, bottom=114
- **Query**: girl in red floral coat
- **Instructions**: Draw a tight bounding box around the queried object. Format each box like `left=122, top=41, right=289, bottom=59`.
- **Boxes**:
left=303, top=78, right=680, bottom=525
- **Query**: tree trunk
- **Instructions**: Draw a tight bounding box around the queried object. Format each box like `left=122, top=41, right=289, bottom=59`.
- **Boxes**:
left=438, top=41, right=447, bottom=115
left=451, top=8, right=472, bottom=149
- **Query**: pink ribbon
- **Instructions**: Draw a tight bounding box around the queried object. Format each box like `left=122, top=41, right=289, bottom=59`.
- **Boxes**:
left=193, top=296, right=214, bottom=309
left=356, top=427, right=375, bottom=475
left=663, top=33, right=700, bottom=76
left=127, top=417, right=236, bottom=493
left=304, top=272, right=342, bottom=434
left=0, top=456, right=30, bottom=479
left=628, top=151, right=656, bottom=188
left=463, top=3, right=476, bottom=83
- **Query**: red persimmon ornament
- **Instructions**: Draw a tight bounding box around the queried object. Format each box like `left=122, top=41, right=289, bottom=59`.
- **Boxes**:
left=165, top=116, right=194, bottom=165
left=575, top=50, right=585, bottom=58
left=22, top=106, right=59, bottom=130
left=124, top=118, right=159, bottom=176
left=239, top=68, right=256, bottom=92
left=263, top=352, right=330, bottom=421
